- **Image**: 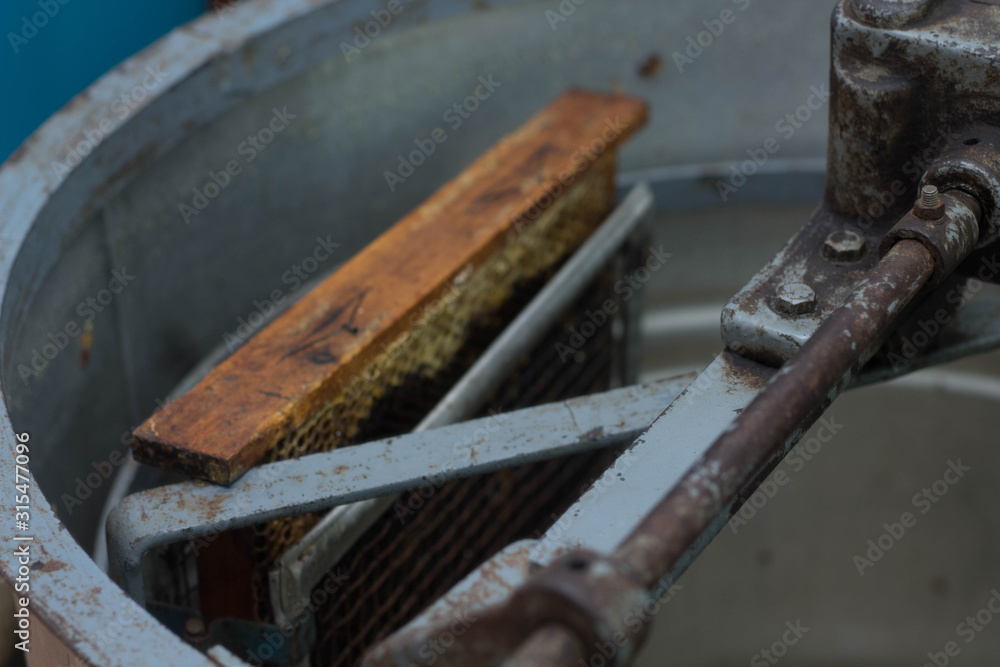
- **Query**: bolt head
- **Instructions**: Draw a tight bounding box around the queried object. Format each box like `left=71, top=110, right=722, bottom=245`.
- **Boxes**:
left=774, top=282, right=817, bottom=316
left=914, top=184, right=945, bottom=220
left=822, top=230, right=867, bottom=262
left=184, top=618, right=207, bottom=641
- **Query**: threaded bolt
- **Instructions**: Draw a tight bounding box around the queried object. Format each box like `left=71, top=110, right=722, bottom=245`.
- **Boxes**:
left=822, top=229, right=867, bottom=263
left=915, top=184, right=945, bottom=220
left=920, top=185, right=940, bottom=208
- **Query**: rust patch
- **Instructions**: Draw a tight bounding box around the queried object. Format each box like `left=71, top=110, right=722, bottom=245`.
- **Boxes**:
left=5, top=142, right=29, bottom=165
left=636, top=53, right=662, bottom=78
left=79, top=321, right=93, bottom=369
left=720, top=350, right=773, bottom=391
left=89, top=143, right=160, bottom=208
left=577, top=426, right=606, bottom=443
left=37, top=560, right=67, bottom=573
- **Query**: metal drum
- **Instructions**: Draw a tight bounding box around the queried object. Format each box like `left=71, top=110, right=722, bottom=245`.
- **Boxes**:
left=2, top=1, right=997, bottom=665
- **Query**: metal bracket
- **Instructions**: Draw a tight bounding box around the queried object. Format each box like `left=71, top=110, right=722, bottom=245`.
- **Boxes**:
left=722, top=0, right=1000, bottom=367
left=721, top=207, right=886, bottom=364
left=106, top=375, right=692, bottom=607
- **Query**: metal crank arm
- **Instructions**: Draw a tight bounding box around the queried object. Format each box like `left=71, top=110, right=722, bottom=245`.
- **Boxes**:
left=106, top=374, right=693, bottom=607
left=364, top=18, right=1000, bottom=652
left=363, top=189, right=988, bottom=667
left=363, top=3, right=1000, bottom=662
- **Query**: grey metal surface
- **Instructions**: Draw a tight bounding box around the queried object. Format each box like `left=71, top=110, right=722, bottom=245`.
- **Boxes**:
left=267, top=183, right=654, bottom=624
left=829, top=1, right=1000, bottom=247
left=365, top=351, right=775, bottom=665
left=721, top=0, right=1000, bottom=368
left=634, top=365, right=1000, bottom=665
left=619, top=158, right=826, bottom=213
left=594, top=239, right=938, bottom=621
left=367, top=277, right=1000, bottom=667
left=0, top=0, right=833, bottom=555
left=107, top=375, right=692, bottom=608
left=856, top=287, right=1000, bottom=386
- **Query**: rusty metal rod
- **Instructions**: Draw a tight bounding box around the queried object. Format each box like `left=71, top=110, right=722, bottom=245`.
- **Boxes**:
left=504, top=240, right=939, bottom=667
left=507, top=239, right=940, bottom=667
left=614, top=238, right=936, bottom=588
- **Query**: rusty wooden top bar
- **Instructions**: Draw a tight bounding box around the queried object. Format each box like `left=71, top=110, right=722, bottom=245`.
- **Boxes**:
left=132, top=89, right=648, bottom=484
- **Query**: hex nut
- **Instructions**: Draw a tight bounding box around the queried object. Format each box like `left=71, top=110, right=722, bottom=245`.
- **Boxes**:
left=914, top=184, right=945, bottom=220
left=822, top=230, right=867, bottom=262
left=773, top=282, right=817, bottom=316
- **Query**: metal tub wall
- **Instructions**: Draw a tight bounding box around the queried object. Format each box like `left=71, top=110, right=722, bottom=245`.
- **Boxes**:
left=6, top=0, right=961, bottom=664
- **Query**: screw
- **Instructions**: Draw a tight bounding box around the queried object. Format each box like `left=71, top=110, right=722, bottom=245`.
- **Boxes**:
left=184, top=618, right=207, bottom=644
left=822, top=230, right=867, bottom=262
left=774, top=282, right=817, bottom=316
left=914, top=184, right=945, bottom=220
left=920, top=185, right=940, bottom=207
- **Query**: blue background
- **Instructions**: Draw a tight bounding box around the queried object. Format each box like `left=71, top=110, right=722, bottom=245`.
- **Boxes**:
left=0, top=0, right=205, bottom=162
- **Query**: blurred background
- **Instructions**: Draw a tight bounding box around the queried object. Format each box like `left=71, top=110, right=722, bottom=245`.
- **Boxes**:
left=0, top=0, right=206, bottom=161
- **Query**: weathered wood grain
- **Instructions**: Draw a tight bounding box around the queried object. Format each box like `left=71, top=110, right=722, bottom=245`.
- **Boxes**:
left=132, top=89, right=648, bottom=485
